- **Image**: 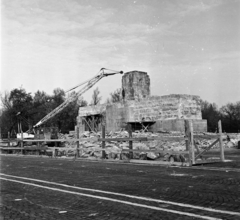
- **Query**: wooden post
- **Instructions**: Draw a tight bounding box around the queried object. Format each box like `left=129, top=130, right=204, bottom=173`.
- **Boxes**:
left=128, top=124, right=133, bottom=159
left=184, top=120, right=189, bottom=151
left=190, top=121, right=195, bottom=165
left=37, top=129, right=40, bottom=148
left=91, top=116, right=95, bottom=132
left=102, top=125, right=106, bottom=159
left=186, top=120, right=195, bottom=166
left=53, top=147, right=56, bottom=158
left=218, top=120, right=225, bottom=161
left=8, top=132, right=10, bottom=154
left=20, top=121, right=23, bottom=155
left=18, top=122, right=20, bottom=134
left=76, top=126, right=80, bottom=158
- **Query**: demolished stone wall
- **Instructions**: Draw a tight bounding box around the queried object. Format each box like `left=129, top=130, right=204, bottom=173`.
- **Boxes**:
left=122, top=71, right=150, bottom=101
left=106, top=102, right=126, bottom=132
left=77, top=70, right=207, bottom=133
left=124, top=94, right=202, bottom=122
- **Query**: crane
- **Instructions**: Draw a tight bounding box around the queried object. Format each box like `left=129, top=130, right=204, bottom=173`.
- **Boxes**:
left=34, top=68, right=123, bottom=128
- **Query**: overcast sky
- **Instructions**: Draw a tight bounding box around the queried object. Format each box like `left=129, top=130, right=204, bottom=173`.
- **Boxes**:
left=1, top=0, right=240, bottom=107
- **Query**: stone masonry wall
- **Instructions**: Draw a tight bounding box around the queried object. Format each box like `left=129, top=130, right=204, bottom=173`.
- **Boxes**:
left=77, top=70, right=206, bottom=132
left=105, top=102, right=126, bottom=132
left=125, top=94, right=202, bottom=122
left=78, top=104, right=107, bottom=117
left=122, top=71, right=150, bottom=101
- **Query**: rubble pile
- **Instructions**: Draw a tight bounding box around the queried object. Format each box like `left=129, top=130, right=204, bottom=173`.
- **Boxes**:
left=55, top=131, right=240, bottom=161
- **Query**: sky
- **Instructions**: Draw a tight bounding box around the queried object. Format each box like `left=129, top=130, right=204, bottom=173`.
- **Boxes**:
left=1, top=0, right=240, bottom=107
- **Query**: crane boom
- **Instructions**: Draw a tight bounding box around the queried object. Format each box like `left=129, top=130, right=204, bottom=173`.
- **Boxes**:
left=34, top=68, right=123, bottom=127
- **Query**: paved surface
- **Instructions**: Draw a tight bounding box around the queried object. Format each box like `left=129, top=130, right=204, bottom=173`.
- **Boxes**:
left=0, top=151, right=240, bottom=220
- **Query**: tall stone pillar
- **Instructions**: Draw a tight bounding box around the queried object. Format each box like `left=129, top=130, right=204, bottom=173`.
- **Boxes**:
left=122, top=71, right=150, bottom=101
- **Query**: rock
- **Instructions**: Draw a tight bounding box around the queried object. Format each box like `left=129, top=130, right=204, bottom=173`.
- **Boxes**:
left=93, top=151, right=102, bottom=158
left=147, top=152, right=158, bottom=160
left=82, top=131, right=90, bottom=137
left=119, top=143, right=129, bottom=149
left=121, top=153, right=130, bottom=160
left=108, top=152, right=118, bottom=159
left=105, top=145, right=121, bottom=154
left=139, top=153, right=147, bottom=160
left=225, top=141, right=236, bottom=148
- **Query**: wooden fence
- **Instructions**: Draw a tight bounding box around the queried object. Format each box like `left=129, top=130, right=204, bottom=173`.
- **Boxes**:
left=0, top=120, right=225, bottom=166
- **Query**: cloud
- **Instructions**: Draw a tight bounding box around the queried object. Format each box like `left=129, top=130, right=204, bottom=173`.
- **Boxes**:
left=1, top=0, right=239, bottom=106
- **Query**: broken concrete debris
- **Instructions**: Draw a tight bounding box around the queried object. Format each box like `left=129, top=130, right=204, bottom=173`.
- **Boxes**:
left=54, top=131, right=240, bottom=161
left=38, top=70, right=240, bottom=161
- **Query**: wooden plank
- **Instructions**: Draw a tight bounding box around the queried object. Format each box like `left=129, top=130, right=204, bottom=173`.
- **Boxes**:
left=76, top=126, right=79, bottom=158
left=0, top=147, right=23, bottom=150
left=98, top=137, right=148, bottom=142
left=102, top=125, right=106, bottom=159
left=83, top=117, right=95, bottom=133
left=20, top=122, right=23, bottom=154
left=22, top=138, right=98, bottom=142
left=193, top=135, right=220, bottom=140
left=122, top=149, right=189, bottom=154
left=129, top=159, right=189, bottom=166
left=8, top=132, right=10, bottom=154
left=194, top=159, right=222, bottom=165
left=185, top=120, right=190, bottom=151
left=195, top=138, right=219, bottom=159
left=146, top=137, right=185, bottom=141
left=37, top=130, right=40, bottom=148
left=128, top=124, right=133, bottom=159
left=185, top=120, right=192, bottom=165
left=190, top=121, right=195, bottom=165
left=0, top=140, right=19, bottom=143
left=218, top=120, right=225, bottom=161
left=48, top=147, right=77, bottom=151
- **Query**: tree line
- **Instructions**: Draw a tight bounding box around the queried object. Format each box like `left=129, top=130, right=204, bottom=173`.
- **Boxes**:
left=201, top=100, right=240, bottom=133
left=0, top=87, right=88, bottom=137
left=0, top=86, right=239, bottom=137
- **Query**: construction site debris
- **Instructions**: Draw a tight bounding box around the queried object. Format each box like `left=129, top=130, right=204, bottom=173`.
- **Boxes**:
left=50, top=131, right=240, bottom=161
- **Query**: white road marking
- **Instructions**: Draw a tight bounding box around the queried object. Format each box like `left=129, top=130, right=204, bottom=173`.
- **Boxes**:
left=0, top=173, right=239, bottom=217
left=0, top=177, right=221, bottom=220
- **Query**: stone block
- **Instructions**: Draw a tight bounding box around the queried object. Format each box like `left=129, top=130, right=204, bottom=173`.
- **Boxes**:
left=150, top=119, right=207, bottom=132
left=122, top=71, right=150, bottom=101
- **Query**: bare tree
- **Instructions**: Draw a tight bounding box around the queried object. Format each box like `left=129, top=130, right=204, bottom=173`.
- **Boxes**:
left=0, top=91, right=12, bottom=110
left=91, top=87, right=101, bottom=105
left=108, top=88, right=122, bottom=103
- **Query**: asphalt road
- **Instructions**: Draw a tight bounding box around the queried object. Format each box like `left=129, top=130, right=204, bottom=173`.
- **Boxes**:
left=0, top=155, right=240, bottom=220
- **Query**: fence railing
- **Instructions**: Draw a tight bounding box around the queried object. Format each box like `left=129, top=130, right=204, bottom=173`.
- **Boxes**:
left=0, top=120, right=225, bottom=166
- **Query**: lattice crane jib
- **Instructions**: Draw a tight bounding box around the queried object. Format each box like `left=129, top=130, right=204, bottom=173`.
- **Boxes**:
left=34, top=68, right=123, bottom=128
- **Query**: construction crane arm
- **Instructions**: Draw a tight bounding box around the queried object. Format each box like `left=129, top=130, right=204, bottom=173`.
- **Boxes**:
left=34, top=68, right=123, bottom=127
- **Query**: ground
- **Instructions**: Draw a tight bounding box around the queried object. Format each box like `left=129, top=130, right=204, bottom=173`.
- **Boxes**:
left=0, top=150, right=240, bottom=220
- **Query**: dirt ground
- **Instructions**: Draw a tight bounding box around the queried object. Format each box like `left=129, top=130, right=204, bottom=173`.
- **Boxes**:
left=0, top=149, right=240, bottom=220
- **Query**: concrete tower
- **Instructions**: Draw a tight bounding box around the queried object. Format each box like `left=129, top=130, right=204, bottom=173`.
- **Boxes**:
left=122, top=71, right=150, bottom=101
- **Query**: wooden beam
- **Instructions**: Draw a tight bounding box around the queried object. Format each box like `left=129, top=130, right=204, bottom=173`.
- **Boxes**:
left=195, top=138, right=219, bottom=159
left=21, top=138, right=98, bottom=142
left=83, top=117, right=94, bottom=132
left=98, top=137, right=148, bottom=142
left=185, top=120, right=195, bottom=166
left=76, top=126, right=79, bottom=158
left=190, top=120, right=195, bottom=165
left=102, top=125, right=106, bottom=159
left=218, top=120, right=225, bottom=161
left=122, top=149, right=189, bottom=154
left=193, top=134, right=220, bottom=140
left=20, top=121, right=23, bottom=155
left=128, top=124, right=133, bottom=159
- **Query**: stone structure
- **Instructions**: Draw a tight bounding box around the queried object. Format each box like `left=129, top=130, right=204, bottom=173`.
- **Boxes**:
left=77, top=71, right=207, bottom=133
left=122, top=71, right=150, bottom=101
